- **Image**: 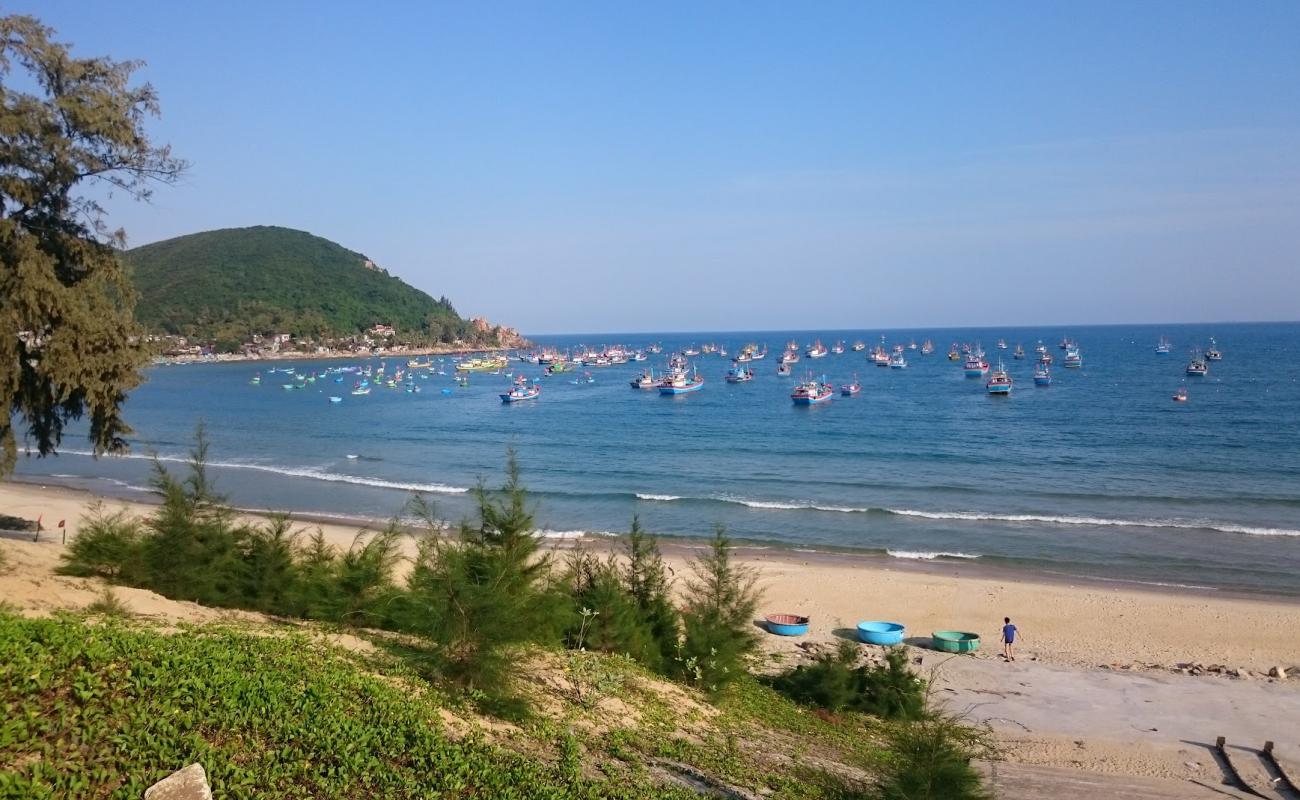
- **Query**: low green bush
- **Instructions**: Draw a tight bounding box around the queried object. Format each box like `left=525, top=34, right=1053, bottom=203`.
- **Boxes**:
left=771, top=641, right=927, bottom=721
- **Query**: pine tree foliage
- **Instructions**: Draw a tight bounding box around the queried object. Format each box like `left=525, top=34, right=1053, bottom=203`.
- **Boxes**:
left=0, top=14, right=184, bottom=475
left=677, top=525, right=762, bottom=693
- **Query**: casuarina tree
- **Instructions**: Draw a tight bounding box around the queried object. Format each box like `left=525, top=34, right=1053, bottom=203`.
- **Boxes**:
left=0, top=14, right=184, bottom=475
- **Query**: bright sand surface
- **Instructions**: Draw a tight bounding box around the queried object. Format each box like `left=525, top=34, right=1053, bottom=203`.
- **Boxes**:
left=4, top=478, right=1299, bottom=784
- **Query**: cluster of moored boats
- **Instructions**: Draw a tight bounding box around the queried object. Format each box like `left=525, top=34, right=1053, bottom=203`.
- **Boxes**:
left=250, top=333, right=1224, bottom=406
left=1161, top=335, right=1223, bottom=402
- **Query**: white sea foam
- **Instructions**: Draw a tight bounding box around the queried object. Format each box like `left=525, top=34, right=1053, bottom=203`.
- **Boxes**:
left=883, top=508, right=1300, bottom=537
left=886, top=550, right=981, bottom=561
left=59, top=449, right=469, bottom=495
left=635, top=493, right=682, bottom=501
left=725, top=497, right=869, bottom=513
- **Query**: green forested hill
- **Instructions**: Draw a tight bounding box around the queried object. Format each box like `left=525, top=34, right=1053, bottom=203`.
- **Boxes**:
left=127, top=226, right=474, bottom=348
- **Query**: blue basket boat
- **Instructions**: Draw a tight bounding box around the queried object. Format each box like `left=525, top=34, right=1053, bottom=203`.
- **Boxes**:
left=931, top=631, right=981, bottom=653
left=765, top=614, right=810, bottom=636
left=857, top=621, right=905, bottom=646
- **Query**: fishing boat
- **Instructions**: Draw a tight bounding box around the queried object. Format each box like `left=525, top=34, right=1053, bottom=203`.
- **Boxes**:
left=350, top=386, right=371, bottom=396
left=997, top=339, right=1008, bottom=350
left=1205, top=337, right=1222, bottom=361
left=500, top=383, right=541, bottom=402
left=724, top=360, right=754, bottom=383
left=1172, top=386, right=1188, bottom=403
left=777, top=362, right=792, bottom=376
left=920, top=339, right=934, bottom=355
left=1155, top=336, right=1172, bottom=355
left=830, top=341, right=846, bottom=355
left=631, top=350, right=648, bottom=362
left=682, top=346, right=701, bottom=357
left=840, top=374, right=862, bottom=396
left=805, top=340, right=828, bottom=359
left=781, top=349, right=800, bottom=364
left=873, top=348, right=891, bottom=367
left=963, top=353, right=989, bottom=377
left=1012, top=343, right=1025, bottom=360
left=629, top=368, right=659, bottom=390
left=646, top=343, right=663, bottom=354
left=1034, top=340, right=1047, bottom=355
left=948, top=344, right=961, bottom=361
left=1063, top=348, right=1082, bottom=369
left=328, top=395, right=343, bottom=403
left=545, top=360, right=572, bottom=375
left=908, top=340, right=918, bottom=351
left=1038, top=352, right=1053, bottom=365
left=1033, top=364, right=1051, bottom=386
left=851, top=340, right=866, bottom=352
left=791, top=375, right=834, bottom=405
left=658, top=369, right=704, bottom=395
left=889, top=352, right=907, bottom=369
left=749, top=346, right=767, bottom=360
left=986, top=362, right=1013, bottom=394
left=1186, top=349, right=1209, bottom=376
left=1058, top=338, right=1073, bottom=350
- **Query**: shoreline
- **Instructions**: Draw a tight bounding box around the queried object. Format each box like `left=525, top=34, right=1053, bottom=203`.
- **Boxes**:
left=150, top=343, right=525, bottom=366
left=7, top=474, right=1296, bottom=604
left=8, top=474, right=1296, bottom=605
left=5, top=477, right=1300, bottom=676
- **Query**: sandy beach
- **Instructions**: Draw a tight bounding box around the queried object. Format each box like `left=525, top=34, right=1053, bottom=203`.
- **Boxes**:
left=4, top=478, right=1298, bottom=789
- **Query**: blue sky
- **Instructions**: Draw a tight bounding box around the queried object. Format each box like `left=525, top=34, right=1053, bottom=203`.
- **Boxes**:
left=15, top=1, right=1300, bottom=333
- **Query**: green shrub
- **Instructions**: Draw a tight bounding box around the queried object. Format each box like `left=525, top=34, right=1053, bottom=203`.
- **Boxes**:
left=771, top=642, right=926, bottom=720
left=623, top=517, right=681, bottom=670
left=675, top=526, right=762, bottom=693
left=399, top=453, right=565, bottom=703
left=564, top=548, right=662, bottom=668
left=58, top=504, right=146, bottom=582
left=876, top=708, right=993, bottom=800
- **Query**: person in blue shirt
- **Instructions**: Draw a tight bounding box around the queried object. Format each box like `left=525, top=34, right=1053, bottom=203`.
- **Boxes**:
left=1000, top=617, right=1019, bottom=661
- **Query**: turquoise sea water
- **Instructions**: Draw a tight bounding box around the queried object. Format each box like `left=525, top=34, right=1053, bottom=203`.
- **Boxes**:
left=15, top=322, right=1300, bottom=595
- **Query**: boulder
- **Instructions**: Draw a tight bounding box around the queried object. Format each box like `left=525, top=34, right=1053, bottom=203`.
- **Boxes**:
left=144, top=764, right=212, bottom=800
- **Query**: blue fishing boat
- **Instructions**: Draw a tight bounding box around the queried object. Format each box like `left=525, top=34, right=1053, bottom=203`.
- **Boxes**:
left=1063, top=347, right=1082, bottom=369
left=724, top=360, right=754, bottom=383
left=1155, top=336, right=1172, bottom=355
left=963, top=353, right=989, bottom=377
left=500, top=383, right=541, bottom=403
left=1033, top=364, right=1052, bottom=386
left=986, top=361, right=1013, bottom=394
left=658, top=369, right=704, bottom=395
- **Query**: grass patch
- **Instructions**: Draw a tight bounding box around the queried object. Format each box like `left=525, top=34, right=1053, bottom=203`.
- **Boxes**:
left=84, top=588, right=133, bottom=619
left=0, top=613, right=693, bottom=799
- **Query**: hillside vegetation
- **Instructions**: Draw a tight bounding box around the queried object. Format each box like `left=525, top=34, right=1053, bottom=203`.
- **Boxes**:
left=126, top=226, right=477, bottom=347
left=11, top=436, right=992, bottom=798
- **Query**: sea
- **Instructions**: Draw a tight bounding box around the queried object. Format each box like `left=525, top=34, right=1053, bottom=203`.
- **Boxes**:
left=13, top=322, right=1300, bottom=596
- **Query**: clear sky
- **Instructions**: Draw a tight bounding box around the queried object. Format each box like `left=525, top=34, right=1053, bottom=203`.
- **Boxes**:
left=15, top=1, right=1300, bottom=333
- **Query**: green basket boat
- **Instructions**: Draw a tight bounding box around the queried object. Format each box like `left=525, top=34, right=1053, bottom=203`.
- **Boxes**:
left=931, top=631, right=980, bottom=653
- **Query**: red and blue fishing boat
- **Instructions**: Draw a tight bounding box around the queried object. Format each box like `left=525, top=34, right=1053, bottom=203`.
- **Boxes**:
left=791, top=375, right=833, bottom=405
left=1033, top=364, right=1052, bottom=386
left=840, top=374, right=862, bottom=396
left=963, top=352, right=989, bottom=377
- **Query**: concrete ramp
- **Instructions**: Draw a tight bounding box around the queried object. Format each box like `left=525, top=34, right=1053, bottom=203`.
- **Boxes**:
left=979, top=761, right=1249, bottom=799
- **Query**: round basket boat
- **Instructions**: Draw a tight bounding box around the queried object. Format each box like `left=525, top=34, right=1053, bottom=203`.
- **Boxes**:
left=857, top=621, right=905, bottom=646
left=931, top=631, right=981, bottom=653
left=765, top=614, right=810, bottom=636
